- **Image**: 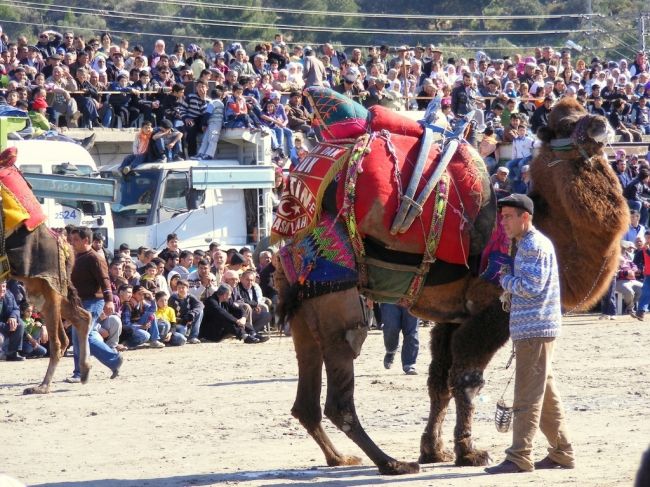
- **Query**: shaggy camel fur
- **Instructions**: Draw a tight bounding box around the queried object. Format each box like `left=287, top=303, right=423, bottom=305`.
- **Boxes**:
left=276, top=98, right=628, bottom=475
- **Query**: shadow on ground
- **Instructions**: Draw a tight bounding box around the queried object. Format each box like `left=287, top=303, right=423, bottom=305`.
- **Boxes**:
left=33, top=464, right=485, bottom=486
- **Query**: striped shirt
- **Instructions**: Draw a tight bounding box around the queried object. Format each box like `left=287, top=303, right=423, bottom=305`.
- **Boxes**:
left=500, top=227, right=562, bottom=341
left=180, top=93, right=207, bottom=120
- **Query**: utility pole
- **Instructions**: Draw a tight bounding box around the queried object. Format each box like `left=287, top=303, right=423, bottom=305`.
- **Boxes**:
left=641, top=13, right=647, bottom=53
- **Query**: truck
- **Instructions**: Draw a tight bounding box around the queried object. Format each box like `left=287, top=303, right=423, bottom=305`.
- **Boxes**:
left=0, top=115, right=116, bottom=249
left=101, top=129, right=276, bottom=252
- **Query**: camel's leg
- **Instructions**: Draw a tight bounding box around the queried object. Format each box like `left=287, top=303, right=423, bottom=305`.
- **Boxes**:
left=62, top=295, right=92, bottom=384
left=321, top=335, right=420, bottom=475
left=419, top=323, right=457, bottom=464
left=23, top=284, right=63, bottom=395
left=448, top=301, right=509, bottom=466
left=290, top=312, right=362, bottom=467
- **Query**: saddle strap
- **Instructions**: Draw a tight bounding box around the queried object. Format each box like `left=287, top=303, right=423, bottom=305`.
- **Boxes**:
left=0, top=195, right=10, bottom=281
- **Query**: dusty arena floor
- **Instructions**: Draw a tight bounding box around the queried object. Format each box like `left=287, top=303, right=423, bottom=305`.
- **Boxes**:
left=1, top=314, right=649, bottom=487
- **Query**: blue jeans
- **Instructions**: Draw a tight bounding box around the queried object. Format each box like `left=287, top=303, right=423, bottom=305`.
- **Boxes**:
left=637, top=278, right=650, bottom=314
left=175, top=309, right=203, bottom=340
left=22, top=340, right=47, bottom=358
left=125, top=316, right=162, bottom=348
left=71, top=298, right=121, bottom=378
left=0, top=319, right=24, bottom=354
left=380, top=303, right=419, bottom=370
left=157, top=320, right=186, bottom=346
left=600, top=276, right=617, bottom=316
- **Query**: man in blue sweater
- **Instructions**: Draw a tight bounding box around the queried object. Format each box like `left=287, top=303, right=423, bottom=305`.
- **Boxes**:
left=486, top=194, right=575, bottom=474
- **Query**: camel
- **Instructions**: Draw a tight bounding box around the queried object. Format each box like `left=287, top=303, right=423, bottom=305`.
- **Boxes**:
left=0, top=146, right=91, bottom=394
left=272, top=92, right=628, bottom=475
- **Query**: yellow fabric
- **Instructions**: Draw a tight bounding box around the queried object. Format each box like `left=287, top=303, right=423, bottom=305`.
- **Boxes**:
left=1, top=185, right=31, bottom=235
left=155, top=305, right=176, bottom=324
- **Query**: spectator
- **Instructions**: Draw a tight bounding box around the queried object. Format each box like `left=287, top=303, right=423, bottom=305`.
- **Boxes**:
left=119, top=284, right=165, bottom=348
left=149, top=119, right=183, bottom=163
left=530, top=95, right=553, bottom=134
left=200, top=283, right=267, bottom=344
left=179, top=79, right=209, bottom=157
left=19, top=301, right=48, bottom=359
left=194, top=87, right=225, bottom=160
left=380, top=303, right=419, bottom=375
left=237, top=269, right=272, bottom=333
left=616, top=241, right=642, bottom=314
left=168, top=279, right=203, bottom=344
left=0, top=282, right=26, bottom=361
left=490, top=166, right=512, bottom=199
left=154, top=291, right=186, bottom=346
left=119, top=121, right=153, bottom=174
left=187, top=258, right=220, bottom=302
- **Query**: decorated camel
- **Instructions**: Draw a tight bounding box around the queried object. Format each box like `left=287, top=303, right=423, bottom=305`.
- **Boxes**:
left=271, top=89, right=628, bottom=475
left=0, top=146, right=91, bottom=394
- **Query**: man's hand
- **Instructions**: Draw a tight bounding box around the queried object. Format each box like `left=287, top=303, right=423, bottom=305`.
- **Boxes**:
left=237, top=317, right=246, bottom=327
left=7, top=317, right=17, bottom=332
left=104, top=301, right=115, bottom=315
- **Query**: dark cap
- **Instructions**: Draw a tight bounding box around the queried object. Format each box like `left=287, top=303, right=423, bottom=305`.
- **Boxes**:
left=160, top=119, right=173, bottom=129
left=119, top=243, right=130, bottom=251
left=498, top=193, right=534, bottom=215
left=230, top=252, right=245, bottom=265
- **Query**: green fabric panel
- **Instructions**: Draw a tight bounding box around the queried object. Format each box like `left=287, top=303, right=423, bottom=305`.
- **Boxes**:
left=365, top=261, right=418, bottom=304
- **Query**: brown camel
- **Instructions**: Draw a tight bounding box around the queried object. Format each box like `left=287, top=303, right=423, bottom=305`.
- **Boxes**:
left=273, top=96, right=628, bottom=475
left=1, top=147, right=91, bottom=395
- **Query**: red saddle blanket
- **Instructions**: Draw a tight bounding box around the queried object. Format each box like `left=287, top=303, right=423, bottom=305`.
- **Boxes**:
left=337, top=107, right=490, bottom=264
left=271, top=105, right=490, bottom=266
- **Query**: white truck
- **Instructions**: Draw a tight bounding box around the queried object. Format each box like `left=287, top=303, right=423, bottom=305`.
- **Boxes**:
left=0, top=116, right=115, bottom=250
left=102, top=129, right=276, bottom=252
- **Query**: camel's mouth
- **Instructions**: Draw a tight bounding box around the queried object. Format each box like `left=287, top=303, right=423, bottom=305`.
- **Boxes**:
left=585, top=115, right=615, bottom=145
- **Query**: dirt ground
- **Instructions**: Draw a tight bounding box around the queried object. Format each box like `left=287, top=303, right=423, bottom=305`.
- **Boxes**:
left=1, top=313, right=649, bottom=487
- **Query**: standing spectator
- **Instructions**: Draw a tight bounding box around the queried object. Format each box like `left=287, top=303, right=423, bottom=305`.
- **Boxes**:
left=380, top=303, right=419, bottom=375
left=0, top=281, right=26, bottom=361
left=486, top=194, right=574, bottom=474
left=35, top=30, right=63, bottom=60
left=195, top=87, right=225, bottom=160
left=180, top=80, right=209, bottom=157
left=302, top=46, right=326, bottom=88
left=67, top=226, right=123, bottom=382
left=632, top=230, right=650, bottom=321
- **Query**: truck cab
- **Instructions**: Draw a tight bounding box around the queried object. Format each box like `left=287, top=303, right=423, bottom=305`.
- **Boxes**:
left=7, top=139, right=115, bottom=250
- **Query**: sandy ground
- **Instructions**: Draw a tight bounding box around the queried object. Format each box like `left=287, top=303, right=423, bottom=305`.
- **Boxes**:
left=1, top=313, right=649, bottom=487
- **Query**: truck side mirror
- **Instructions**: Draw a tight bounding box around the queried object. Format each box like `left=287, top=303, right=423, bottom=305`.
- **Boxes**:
left=186, top=188, right=204, bottom=210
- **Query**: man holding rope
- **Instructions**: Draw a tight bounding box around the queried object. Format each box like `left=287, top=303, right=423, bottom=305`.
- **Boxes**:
left=486, top=194, right=575, bottom=474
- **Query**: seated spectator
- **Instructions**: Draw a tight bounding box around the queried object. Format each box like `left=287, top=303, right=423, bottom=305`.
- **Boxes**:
left=512, top=164, right=532, bottom=195
left=616, top=241, right=642, bottom=314
left=490, top=166, right=512, bottom=199
left=118, top=284, right=165, bottom=349
left=97, top=298, right=123, bottom=352
left=139, top=262, right=161, bottom=294
left=237, top=269, right=272, bottom=333
left=119, top=121, right=153, bottom=174
left=158, top=233, right=181, bottom=262
left=168, top=279, right=203, bottom=344
left=289, top=134, right=309, bottom=168
left=631, top=96, right=650, bottom=135
left=624, top=209, right=646, bottom=242
left=20, top=301, right=47, bottom=358
left=123, top=261, right=140, bottom=287
left=172, top=250, right=193, bottom=281
left=478, top=126, right=498, bottom=174
left=108, top=73, right=140, bottom=127
left=285, top=90, right=313, bottom=135
left=131, top=69, right=161, bottom=124
left=154, top=291, right=186, bottom=346
left=530, top=95, right=553, bottom=134
left=149, top=119, right=183, bottom=163
left=224, top=83, right=257, bottom=129
left=624, top=169, right=650, bottom=226
left=199, top=283, right=266, bottom=344
left=187, top=258, right=220, bottom=301
left=609, top=99, right=642, bottom=142
left=72, top=67, right=102, bottom=128
left=260, top=97, right=291, bottom=158
left=505, top=124, right=535, bottom=183
left=0, top=281, right=26, bottom=361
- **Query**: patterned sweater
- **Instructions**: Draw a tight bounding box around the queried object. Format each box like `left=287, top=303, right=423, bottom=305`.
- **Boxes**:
left=500, top=227, right=562, bottom=341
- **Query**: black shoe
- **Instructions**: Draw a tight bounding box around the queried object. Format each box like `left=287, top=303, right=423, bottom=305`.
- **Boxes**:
left=110, top=353, right=123, bottom=379
left=534, top=456, right=575, bottom=470
left=244, top=335, right=260, bottom=344
left=171, top=156, right=184, bottom=162
left=80, top=132, right=96, bottom=150
left=6, top=352, right=26, bottom=362
left=484, top=460, right=525, bottom=474
left=256, top=334, right=269, bottom=343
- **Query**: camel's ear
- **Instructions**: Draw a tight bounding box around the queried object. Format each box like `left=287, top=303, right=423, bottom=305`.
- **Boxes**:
left=536, top=126, right=555, bottom=144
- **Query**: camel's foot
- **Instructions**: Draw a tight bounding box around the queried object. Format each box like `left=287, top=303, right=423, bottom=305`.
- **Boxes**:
left=455, top=448, right=492, bottom=467
left=327, top=454, right=363, bottom=467
left=80, top=364, right=91, bottom=384
left=23, top=384, right=50, bottom=395
left=419, top=448, right=455, bottom=464
left=378, top=460, right=420, bottom=475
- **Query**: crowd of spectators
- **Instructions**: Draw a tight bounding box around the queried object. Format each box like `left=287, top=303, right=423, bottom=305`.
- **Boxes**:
left=2, top=28, right=650, bottom=163
left=0, top=228, right=279, bottom=365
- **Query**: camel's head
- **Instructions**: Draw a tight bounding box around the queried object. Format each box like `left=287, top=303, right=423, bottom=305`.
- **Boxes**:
left=537, top=98, right=613, bottom=160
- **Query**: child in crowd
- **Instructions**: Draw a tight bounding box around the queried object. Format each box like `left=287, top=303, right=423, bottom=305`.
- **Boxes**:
left=224, top=83, right=257, bottom=129
left=119, top=121, right=153, bottom=174
left=506, top=123, right=535, bottom=186
left=289, top=134, right=308, bottom=168
left=154, top=291, right=186, bottom=346
left=20, top=301, right=48, bottom=358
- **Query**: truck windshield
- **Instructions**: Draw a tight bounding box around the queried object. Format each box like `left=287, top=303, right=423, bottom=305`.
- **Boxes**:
left=111, top=170, right=160, bottom=217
